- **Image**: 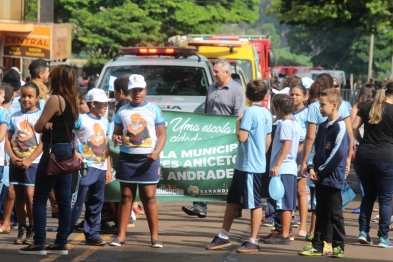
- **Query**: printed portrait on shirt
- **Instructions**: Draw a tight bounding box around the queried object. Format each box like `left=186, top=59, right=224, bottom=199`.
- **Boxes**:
left=124, top=113, right=152, bottom=148
left=12, top=120, right=38, bottom=158
left=82, top=123, right=107, bottom=163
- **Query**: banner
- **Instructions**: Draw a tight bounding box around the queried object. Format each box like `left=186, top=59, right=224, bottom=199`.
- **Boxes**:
left=104, top=111, right=239, bottom=202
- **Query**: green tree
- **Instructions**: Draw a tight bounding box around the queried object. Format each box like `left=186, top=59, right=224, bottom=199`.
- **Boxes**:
left=55, top=0, right=260, bottom=65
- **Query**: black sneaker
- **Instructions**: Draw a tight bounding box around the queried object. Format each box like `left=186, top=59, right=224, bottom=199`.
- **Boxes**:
left=236, top=240, right=260, bottom=253
left=18, top=244, right=47, bottom=255
left=74, top=220, right=84, bottom=231
left=46, top=244, right=68, bottom=255
left=181, top=206, right=207, bottom=218
left=206, top=235, right=232, bottom=250
left=86, top=236, right=106, bottom=246
left=14, top=225, right=27, bottom=244
left=262, top=234, right=290, bottom=245
left=23, top=226, right=35, bottom=245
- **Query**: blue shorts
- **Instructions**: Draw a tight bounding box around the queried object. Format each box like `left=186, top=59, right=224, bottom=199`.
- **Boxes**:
left=227, top=169, right=262, bottom=209
left=116, top=153, right=160, bottom=184
left=276, top=174, right=297, bottom=211
left=9, top=162, right=38, bottom=186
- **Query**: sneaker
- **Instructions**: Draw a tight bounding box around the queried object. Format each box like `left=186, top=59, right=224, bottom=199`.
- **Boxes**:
left=46, top=244, right=68, bottom=255
left=181, top=206, right=207, bottom=218
left=323, top=241, right=333, bottom=254
left=305, top=233, right=314, bottom=242
left=85, top=236, right=106, bottom=246
left=18, top=244, right=47, bottom=255
left=262, top=234, right=290, bottom=245
left=151, top=240, right=163, bottom=248
left=109, top=238, right=125, bottom=246
left=23, top=226, right=35, bottom=245
left=358, top=231, right=373, bottom=245
left=206, top=235, right=232, bottom=250
left=74, top=220, right=84, bottom=231
left=133, top=206, right=144, bottom=215
left=261, top=219, right=274, bottom=227
left=377, top=237, right=393, bottom=248
left=260, top=230, right=279, bottom=241
left=10, top=221, right=19, bottom=229
left=372, top=215, right=379, bottom=222
left=352, top=207, right=360, bottom=214
left=302, top=243, right=313, bottom=251
left=290, top=218, right=299, bottom=228
left=14, top=225, right=27, bottom=244
left=331, top=246, right=344, bottom=258
left=236, top=240, right=259, bottom=253
left=289, top=232, right=294, bottom=241
left=299, top=245, right=323, bottom=256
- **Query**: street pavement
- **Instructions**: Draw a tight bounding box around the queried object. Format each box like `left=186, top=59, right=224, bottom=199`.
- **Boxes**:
left=1, top=172, right=392, bottom=261
left=0, top=199, right=393, bottom=262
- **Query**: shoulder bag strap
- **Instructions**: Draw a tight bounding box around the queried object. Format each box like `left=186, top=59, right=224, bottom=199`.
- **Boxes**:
left=57, top=95, right=73, bottom=142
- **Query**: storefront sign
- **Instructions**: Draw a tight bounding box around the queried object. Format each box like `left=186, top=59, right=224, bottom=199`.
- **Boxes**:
left=3, top=24, right=71, bottom=60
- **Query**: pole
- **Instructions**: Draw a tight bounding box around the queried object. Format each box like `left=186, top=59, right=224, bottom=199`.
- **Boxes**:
left=367, top=34, right=374, bottom=82
left=350, top=73, right=353, bottom=90
left=37, top=0, right=41, bottom=23
left=391, top=55, right=393, bottom=80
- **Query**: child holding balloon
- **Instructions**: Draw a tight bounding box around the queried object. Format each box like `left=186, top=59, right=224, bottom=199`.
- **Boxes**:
left=299, top=88, right=349, bottom=258
left=205, top=80, right=272, bottom=253
left=263, top=94, right=304, bottom=245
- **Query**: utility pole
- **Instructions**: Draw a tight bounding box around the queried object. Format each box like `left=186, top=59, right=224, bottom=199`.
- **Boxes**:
left=367, top=34, right=374, bottom=82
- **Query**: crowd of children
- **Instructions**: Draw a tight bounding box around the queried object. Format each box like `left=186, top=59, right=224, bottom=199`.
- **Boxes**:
left=0, top=64, right=383, bottom=258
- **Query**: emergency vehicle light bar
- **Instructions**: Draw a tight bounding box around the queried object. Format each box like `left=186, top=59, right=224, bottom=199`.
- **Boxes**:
left=118, top=47, right=196, bottom=56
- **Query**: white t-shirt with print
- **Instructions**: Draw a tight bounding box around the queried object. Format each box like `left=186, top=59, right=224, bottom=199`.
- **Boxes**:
left=8, top=109, right=42, bottom=163
left=74, top=113, right=109, bottom=170
left=114, top=102, right=165, bottom=155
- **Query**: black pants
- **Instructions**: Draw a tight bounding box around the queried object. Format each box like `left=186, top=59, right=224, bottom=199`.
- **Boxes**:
left=313, top=184, right=346, bottom=252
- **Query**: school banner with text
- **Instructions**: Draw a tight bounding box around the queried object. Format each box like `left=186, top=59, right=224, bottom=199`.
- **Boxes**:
left=104, top=111, right=239, bottom=202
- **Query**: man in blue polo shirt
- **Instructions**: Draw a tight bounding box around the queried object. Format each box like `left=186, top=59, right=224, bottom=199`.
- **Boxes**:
left=182, top=58, right=246, bottom=218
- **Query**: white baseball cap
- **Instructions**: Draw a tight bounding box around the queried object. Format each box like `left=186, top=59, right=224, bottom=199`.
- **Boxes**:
left=128, top=74, right=146, bottom=89
left=302, top=77, right=314, bottom=89
left=272, top=87, right=290, bottom=94
left=85, top=88, right=114, bottom=103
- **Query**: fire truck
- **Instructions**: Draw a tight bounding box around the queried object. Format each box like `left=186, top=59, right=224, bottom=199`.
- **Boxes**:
left=170, top=34, right=275, bottom=82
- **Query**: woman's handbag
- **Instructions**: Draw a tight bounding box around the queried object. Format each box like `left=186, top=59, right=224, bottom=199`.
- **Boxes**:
left=47, top=96, right=81, bottom=176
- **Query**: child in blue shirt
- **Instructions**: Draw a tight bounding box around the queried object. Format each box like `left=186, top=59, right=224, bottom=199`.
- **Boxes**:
left=69, top=88, right=113, bottom=246
left=206, top=80, right=272, bottom=253
left=263, top=94, right=304, bottom=245
left=299, top=88, right=349, bottom=258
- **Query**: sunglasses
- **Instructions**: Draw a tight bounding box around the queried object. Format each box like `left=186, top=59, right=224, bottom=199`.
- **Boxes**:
left=333, top=84, right=339, bottom=88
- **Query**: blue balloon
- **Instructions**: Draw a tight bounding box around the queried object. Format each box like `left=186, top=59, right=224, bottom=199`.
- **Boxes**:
left=269, top=176, right=285, bottom=200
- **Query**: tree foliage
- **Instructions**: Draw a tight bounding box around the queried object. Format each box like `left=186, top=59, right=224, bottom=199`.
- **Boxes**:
left=55, top=0, right=260, bottom=65
left=269, top=0, right=393, bottom=39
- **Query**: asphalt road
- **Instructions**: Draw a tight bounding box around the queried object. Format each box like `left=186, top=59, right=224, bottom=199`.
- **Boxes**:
left=0, top=171, right=391, bottom=261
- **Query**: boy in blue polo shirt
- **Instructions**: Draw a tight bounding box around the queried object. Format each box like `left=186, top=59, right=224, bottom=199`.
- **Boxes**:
left=263, top=94, right=304, bottom=245
left=299, top=88, right=349, bottom=258
left=205, top=80, right=272, bottom=253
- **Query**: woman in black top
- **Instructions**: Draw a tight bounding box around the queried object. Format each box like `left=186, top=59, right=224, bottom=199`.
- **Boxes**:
left=353, top=80, right=393, bottom=248
left=19, top=65, right=79, bottom=255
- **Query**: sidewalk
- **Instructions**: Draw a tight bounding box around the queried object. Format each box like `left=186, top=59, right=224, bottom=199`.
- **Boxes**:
left=0, top=197, right=391, bottom=262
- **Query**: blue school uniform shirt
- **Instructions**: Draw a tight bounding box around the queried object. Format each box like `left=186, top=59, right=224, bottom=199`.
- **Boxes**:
left=292, top=107, right=308, bottom=134
left=8, top=109, right=42, bottom=163
left=235, top=105, right=272, bottom=173
left=74, top=113, right=110, bottom=170
left=270, top=119, right=305, bottom=176
left=0, top=107, right=10, bottom=165
left=306, top=101, right=350, bottom=125
left=114, top=102, right=165, bottom=155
